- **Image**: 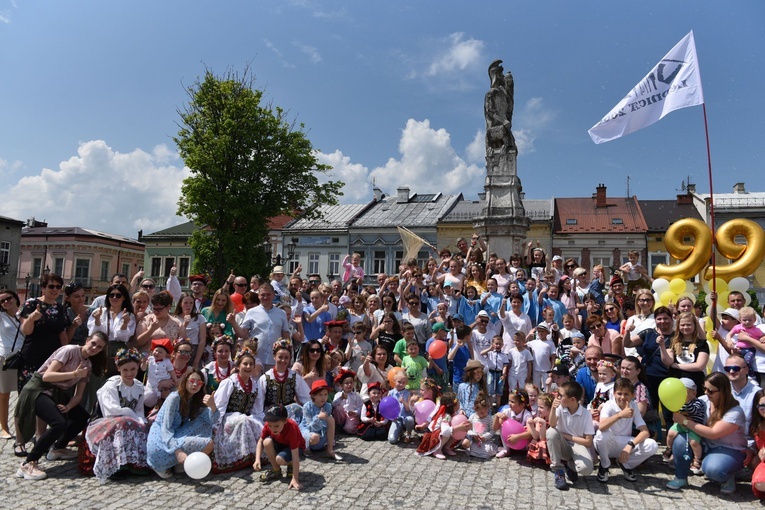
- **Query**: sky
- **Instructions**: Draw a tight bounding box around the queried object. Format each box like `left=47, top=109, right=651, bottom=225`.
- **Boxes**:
left=1, top=1, right=763, bottom=239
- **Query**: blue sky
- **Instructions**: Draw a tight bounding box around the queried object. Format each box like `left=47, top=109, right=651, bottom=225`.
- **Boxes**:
left=1, top=1, right=763, bottom=238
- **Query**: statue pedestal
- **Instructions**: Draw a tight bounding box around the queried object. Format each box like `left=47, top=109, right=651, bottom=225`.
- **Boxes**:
left=474, top=149, right=530, bottom=258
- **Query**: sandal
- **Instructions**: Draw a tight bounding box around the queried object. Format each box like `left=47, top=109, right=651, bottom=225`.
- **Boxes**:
left=661, top=447, right=672, bottom=462
left=13, top=443, right=27, bottom=457
left=690, top=459, right=703, bottom=475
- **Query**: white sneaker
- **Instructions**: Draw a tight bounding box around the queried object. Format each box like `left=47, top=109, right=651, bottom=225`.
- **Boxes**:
left=153, top=468, right=173, bottom=479
left=16, top=461, right=47, bottom=480
left=46, top=448, right=78, bottom=461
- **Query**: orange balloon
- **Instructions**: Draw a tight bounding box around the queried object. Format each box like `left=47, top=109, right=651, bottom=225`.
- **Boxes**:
left=387, top=367, right=405, bottom=387
left=428, top=340, right=447, bottom=359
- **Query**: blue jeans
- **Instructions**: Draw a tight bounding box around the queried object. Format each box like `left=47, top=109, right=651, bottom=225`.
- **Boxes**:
left=672, top=433, right=745, bottom=482
left=388, top=415, right=415, bottom=444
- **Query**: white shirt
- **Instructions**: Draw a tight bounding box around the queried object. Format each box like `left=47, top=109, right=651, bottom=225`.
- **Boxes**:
left=527, top=339, right=556, bottom=372
left=471, top=324, right=498, bottom=363
left=0, top=311, right=23, bottom=358
left=554, top=404, right=595, bottom=438
left=499, top=310, right=532, bottom=352
left=87, top=307, right=136, bottom=343
left=243, top=304, right=289, bottom=366
left=96, top=375, right=145, bottom=421
left=214, top=373, right=264, bottom=424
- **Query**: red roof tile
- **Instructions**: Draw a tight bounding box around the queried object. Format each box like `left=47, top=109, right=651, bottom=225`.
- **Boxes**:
left=554, top=196, right=647, bottom=234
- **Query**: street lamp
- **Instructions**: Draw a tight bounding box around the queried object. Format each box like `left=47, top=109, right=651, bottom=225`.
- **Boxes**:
left=24, top=273, right=30, bottom=300
left=287, top=238, right=298, bottom=260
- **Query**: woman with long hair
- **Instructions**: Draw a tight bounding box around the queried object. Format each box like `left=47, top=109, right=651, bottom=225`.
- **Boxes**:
left=174, top=292, right=207, bottom=369
left=0, top=289, right=23, bottom=440
left=135, top=291, right=182, bottom=355
left=358, top=345, right=393, bottom=400
left=64, top=282, right=88, bottom=345
left=88, top=283, right=136, bottom=376
left=659, top=311, right=709, bottom=391
left=291, top=339, right=326, bottom=387
left=201, top=290, right=236, bottom=338
left=14, top=332, right=107, bottom=480
left=667, top=372, right=747, bottom=493
left=146, top=368, right=218, bottom=478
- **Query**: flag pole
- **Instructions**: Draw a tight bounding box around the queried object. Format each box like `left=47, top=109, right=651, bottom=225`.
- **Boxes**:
left=702, top=102, right=717, bottom=310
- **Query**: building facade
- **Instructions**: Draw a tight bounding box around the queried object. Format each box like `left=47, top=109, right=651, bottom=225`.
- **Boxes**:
left=0, top=215, right=24, bottom=291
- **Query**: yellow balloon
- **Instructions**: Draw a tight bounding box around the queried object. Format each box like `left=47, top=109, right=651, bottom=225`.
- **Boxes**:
left=714, top=278, right=729, bottom=293
left=704, top=317, right=714, bottom=333
left=654, top=218, right=713, bottom=280
left=705, top=219, right=765, bottom=281
left=659, top=291, right=678, bottom=307
left=659, top=378, right=687, bottom=412
left=669, top=278, right=686, bottom=294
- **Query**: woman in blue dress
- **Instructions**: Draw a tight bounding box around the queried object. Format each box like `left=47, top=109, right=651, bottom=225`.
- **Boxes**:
left=146, top=368, right=219, bottom=478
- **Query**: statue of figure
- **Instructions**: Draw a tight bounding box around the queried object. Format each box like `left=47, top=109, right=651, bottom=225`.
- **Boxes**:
left=484, top=59, right=516, bottom=154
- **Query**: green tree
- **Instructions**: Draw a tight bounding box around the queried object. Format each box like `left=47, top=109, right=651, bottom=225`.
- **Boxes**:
left=176, top=67, right=342, bottom=286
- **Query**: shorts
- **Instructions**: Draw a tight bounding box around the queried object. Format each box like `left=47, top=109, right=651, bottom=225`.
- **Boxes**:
left=487, top=370, right=504, bottom=397
left=669, top=422, right=701, bottom=443
left=308, top=433, right=328, bottom=451
left=273, top=440, right=302, bottom=462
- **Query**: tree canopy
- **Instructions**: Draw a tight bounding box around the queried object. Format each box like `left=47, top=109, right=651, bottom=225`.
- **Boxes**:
left=176, top=67, right=342, bottom=285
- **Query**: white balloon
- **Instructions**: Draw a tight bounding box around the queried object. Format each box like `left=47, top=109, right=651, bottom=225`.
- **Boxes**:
left=685, top=281, right=695, bottom=294
left=652, top=278, right=670, bottom=294
left=728, top=277, right=750, bottom=293
left=184, top=452, right=211, bottom=480
left=744, top=293, right=752, bottom=306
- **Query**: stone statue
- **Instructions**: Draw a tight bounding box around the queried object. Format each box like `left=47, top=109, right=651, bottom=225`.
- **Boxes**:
left=484, top=59, right=516, bottom=154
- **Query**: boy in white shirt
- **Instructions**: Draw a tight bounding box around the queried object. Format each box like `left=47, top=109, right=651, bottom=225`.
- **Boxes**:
left=547, top=380, right=595, bottom=490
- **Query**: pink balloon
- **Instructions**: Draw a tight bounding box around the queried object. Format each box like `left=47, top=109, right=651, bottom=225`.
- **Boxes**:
left=414, top=399, right=436, bottom=425
left=451, top=414, right=470, bottom=441
left=501, top=418, right=529, bottom=450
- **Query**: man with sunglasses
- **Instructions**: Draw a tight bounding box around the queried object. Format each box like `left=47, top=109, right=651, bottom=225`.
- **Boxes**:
left=725, top=354, right=760, bottom=439
left=402, top=296, right=429, bottom=349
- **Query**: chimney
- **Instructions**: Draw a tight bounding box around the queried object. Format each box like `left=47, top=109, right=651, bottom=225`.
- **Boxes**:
left=137, top=230, right=143, bottom=242
left=372, top=186, right=384, bottom=201
left=676, top=194, right=692, bottom=205
left=595, top=183, right=607, bottom=208
left=519, top=191, right=526, bottom=200
left=477, top=192, right=486, bottom=201
left=733, top=182, right=747, bottom=194
left=396, top=186, right=410, bottom=203
left=686, top=183, right=696, bottom=193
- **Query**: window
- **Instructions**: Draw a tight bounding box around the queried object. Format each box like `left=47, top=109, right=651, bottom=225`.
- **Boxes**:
left=178, top=257, right=190, bottom=278
left=591, top=256, right=611, bottom=276
left=373, top=250, right=386, bottom=275
left=288, top=252, right=300, bottom=274
left=164, top=258, right=175, bottom=278
left=100, top=260, right=110, bottom=282
left=308, top=253, right=320, bottom=275
left=611, top=218, right=623, bottom=225
left=417, top=250, right=430, bottom=271
left=54, top=258, right=65, bottom=277
left=74, top=259, right=90, bottom=284
left=648, top=252, right=669, bottom=278
left=0, top=241, right=9, bottom=266
left=122, top=263, right=130, bottom=277
left=32, top=257, right=42, bottom=278
left=328, top=253, right=340, bottom=277
left=150, top=257, right=162, bottom=278
left=394, top=250, right=404, bottom=272
left=566, top=219, right=577, bottom=225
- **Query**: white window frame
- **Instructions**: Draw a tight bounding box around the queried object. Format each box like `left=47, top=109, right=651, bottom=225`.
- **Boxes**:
left=328, top=253, right=340, bottom=277
left=308, top=253, right=320, bottom=275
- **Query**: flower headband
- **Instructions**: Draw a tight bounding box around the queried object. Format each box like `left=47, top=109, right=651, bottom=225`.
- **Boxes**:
left=114, top=347, right=142, bottom=367
left=597, top=360, right=616, bottom=370
left=212, top=335, right=235, bottom=350
left=235, top=347, right=257, bottom=365
left=272, top=337, right=292, bottom=356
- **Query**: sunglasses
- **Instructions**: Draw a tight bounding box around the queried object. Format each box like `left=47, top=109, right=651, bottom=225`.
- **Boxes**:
left=187, top=378, right=203, bottom=385
left=723, top=365, right=743, bottom=373
left=108, top=293, right=123, bottom=299
left=0, top=296, right=13, bottom=304
left=704, top=387, right=719, bottom=394
left=46, top=284, right=63, bottom=290
left=141, top=284, right=155, bottom=289
left=234, top=283, right=247, bottom=287
left=605, top=307, right=616, bottom=312
left=637, top=298, right=652, bottom=303
left=308, top=348, right=322, bottom=354
left=408, top=301, right=419, bottom=306
left=152, top=306, right=166, bottom=313
left=177, top=350, right=192, bottom=357
left=758, top=404, right=765, bottom=410
left=565, top=265, right=575, bottom=269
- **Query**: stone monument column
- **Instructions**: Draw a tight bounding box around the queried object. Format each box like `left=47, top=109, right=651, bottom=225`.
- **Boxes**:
left=474, top=59, right=530, bottom=258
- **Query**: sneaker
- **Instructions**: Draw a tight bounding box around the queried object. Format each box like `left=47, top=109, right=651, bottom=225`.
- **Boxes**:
left=618, top=462, right=637, bottom=482
left=666, top=478, right=688, bottom=490
left=596, top=465, right=609, bottom=483
left=662, top=448, right=672, bottom=462
left=153, top=468, right=173, bottom=479
left=565, top=462, right=579, bottom=483
left=260, top=468, right=283, bottom=483
left=554, top=469, right=568, bottom=490
left=46, top=448, right=78, bottom=461
left=495, top=449, right=508, bottom=459
left=720, top=477, right=736, bottom=494
left=16, top=461, right=47, bottom=480
left=434, top=452, right=446, bottom=460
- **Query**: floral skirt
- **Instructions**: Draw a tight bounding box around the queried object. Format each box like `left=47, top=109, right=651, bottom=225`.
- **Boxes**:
left=85, top=416, right=151, bottom=482
left=211, top=412, right=263, bottom=473
left=526, top=439, right=551, bottom=465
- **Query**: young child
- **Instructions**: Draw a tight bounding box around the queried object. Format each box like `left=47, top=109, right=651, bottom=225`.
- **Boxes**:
left=466, top=392, right=497, bottom=459
left=141, top=338, right=178, bottom=409
left=726, top=306, right=763, bottom=376
left=588, top=264, right=606, bottom=306
left=619, top=251, right=649, bottom=294
left=565, top=332, right=587, bottom=378
left=508, top=331, right=533, bottom=392
left=662, top=377, right=705, bottom=474
left=416, top=391, right=469, bottom=459
left=327, top=350, right=345, bottom=391
left=270, top=266, right=289, bottom=304
left=526, top=392, right=554, bottom=465
left=387, top=371, right=415, bottom=444
left=547, top=381, right=595, bottom=490
left=299, top=380, right=342, bottom=461
left=393, top=322, right=417, bottom=365
left=589, top=360, right=618, bottom=418
left=594, top=377, right=658, bottom=483
left=528, top=324, right=556, bottom=390
left=255, top=404, right=305, bottom=490
left=457, top=359, right=488, bottom=417
left=342, top=253, right=365, bottom=284
left=346, top=323, right=372, bottom=373
left=482, top=335, right=509, bottom=410
left=331, top=368, right=363, bottom=434
left=358, top=382, right=389, bottom=441
left=401, top=340, right=428, bottom=392
left=525, top=383, right=540, bottom=417
left=203, top=335, right=234, bottom=394
left=494, top=389, right=533, bottom=458
left=413, top=378, right=441, bottom=434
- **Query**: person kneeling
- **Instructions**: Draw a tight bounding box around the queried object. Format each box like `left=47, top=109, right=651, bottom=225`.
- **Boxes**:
left=546, top=380, right=594, bottom=490
left=255, top=404, right=304, bottom=490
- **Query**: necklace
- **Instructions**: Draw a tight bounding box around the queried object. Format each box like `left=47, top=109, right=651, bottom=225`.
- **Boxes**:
left=215, top=361, right=229, bottom=381
left=237, top=373, right=252, bottom=393
left=272, top=368, right=288, bottom=383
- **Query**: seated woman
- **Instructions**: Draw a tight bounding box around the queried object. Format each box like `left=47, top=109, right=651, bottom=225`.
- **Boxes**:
left=146, top=369, right=219, bottom=479
left=255, top=339, right=310, bottom=421
left=666, top=372, right=748, bottom=493
left=203, top=335, right=235, bottom=394
left=211, top=348, right=264, bottom=474
left=15, top=332, right=107, bottom=481
left=292, top=339, right=327, bottom=388
left=86, top=348, right=150, bottom=483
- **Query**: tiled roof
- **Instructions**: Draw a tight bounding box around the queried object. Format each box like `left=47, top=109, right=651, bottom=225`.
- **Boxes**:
left=267, top=214, right=296, bottom=230
left=351, top=193, right=460, bottom=228
left=285, top=203, right=371, bottom=230
left=554, top=196, right=647, bottom=233
left=22, top=226, right=143, bottom=245
left=638, top=199, right=704, bottom=231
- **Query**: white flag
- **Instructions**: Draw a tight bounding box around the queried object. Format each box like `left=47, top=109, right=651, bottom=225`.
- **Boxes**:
left=588, top=31, right=704, bottom=144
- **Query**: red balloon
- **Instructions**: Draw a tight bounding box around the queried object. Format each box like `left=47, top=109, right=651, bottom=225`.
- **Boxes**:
left=428, top=340, right=447, bottom=359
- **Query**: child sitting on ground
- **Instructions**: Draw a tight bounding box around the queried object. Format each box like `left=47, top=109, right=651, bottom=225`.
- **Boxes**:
left=299, top=380, right=342, bottom=461
left=416, top=391, right=470, bottom=460
left=466, top=392, right=497, bottom=459
left=662, top=377, right=705, bottom=474
left=332, top=368, right=363, bottom=435
left=255, top=404, right=305, bottom=490
left=358, top=382, right=389, bottom=441
left=494, top=388, right=534, bottom=458
left=526, top=392, right=554, bottom=465
left=387, top=370, right=415, bottom=444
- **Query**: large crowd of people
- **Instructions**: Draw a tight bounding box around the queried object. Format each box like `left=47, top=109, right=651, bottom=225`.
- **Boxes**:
left=0, top=235, right=763, bottom=496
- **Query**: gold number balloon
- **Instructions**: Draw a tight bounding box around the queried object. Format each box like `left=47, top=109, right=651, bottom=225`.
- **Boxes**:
left=704, top=218, right=765, bottom=281
left=653, top=218, right=713, bottom=280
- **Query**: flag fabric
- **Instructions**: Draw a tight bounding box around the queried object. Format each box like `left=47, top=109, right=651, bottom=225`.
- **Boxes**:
left=397, top=226, right=433, bottom=263
left=588, top=31, right=704, bottom=144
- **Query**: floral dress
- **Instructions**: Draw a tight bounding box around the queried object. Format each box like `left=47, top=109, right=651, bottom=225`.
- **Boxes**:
left=211, top=374, right=263, bottom=473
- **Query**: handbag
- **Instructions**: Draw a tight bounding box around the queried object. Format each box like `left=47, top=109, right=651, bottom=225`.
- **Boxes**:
left=2, top=319, right=22, bottom=371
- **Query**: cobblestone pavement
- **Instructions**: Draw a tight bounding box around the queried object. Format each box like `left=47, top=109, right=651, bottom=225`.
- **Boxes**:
left=1, top=431, right=761, bottom=510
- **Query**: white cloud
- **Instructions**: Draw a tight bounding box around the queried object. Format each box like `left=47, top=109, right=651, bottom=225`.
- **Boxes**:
left=426, top=32, right=485, bottom=77
left=368, top=119, right=484, bottom=197
left=293, top=42, right=322, bottom=64
left=512, top=97, right=556, bottom=154
left=314, top=150, right=371, bottom=203
left=0, top=140, right=189, bottom=237
left=264, top=39, right=295, bottom=69
left=465, top=130, right=484, bottom=164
